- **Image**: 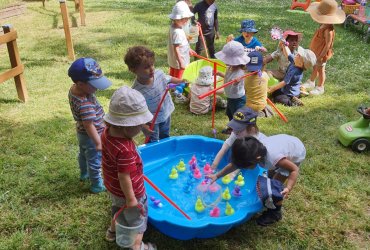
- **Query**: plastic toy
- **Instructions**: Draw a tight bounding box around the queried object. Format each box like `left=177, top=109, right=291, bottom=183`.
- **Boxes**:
left=232, top=186, right=242, bottom=197
left=225, top=202, right=235, bottom=216
left=222, top=187, right=231, bottom=201
left=176, top=159, right=186, bottom=172
left=234, top=174, right=245, bottom=186
left=169, top=168, right=179, bottom=179
left=209, top=207, right=220, bottom=217
left=195, top=197, right=205, bottom=213
left=338, top=106, right=370, bottom=152
left=150, top=196, right=163, bottom=208
left=221, top=174, right=232, bottom=185
left=203, top=163, right=213, bottom=174
left=193, top=168, right=202, bottom=179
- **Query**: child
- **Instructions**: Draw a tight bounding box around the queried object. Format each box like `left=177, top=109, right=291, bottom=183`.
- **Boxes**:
left=264, top=30, right=304, bottom=81
left=102, top=86, right=156, bottom=250
left=245, top=51, right=273, bottom=117
left=209, top=135, right=306, bottom=226
left=124, top=46, right=184, bottom=143
left=189, top=66, right=226, bottom=114
left=67, top=57, right=112, bottom=193
left=211, top=106, right=267, bottom=170
left=227, top=19, right=263, bottom=52
left=268, top=45, right=316, bottom=106
left=168, top=1, right=194, bottom=79
left=192, top=0, right=220, bottom=58
left=214, top=41, right=250, bottom=133
left=302, top=0, right=345, bottom=95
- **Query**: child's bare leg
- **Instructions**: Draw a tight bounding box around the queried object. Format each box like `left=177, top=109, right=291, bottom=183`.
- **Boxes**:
left=309, top=65, right=318, bottom=82
left=317, top=64, right=326, bottom=88
left=132, top=233, right=144, bottom=250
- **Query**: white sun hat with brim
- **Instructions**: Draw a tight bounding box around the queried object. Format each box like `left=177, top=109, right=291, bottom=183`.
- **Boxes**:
left=104, top=86, right=153, bottom=127
left=169, top=1, right=194, bottom=20
left=307, top=0, right=345, bottom=24
left=195, top=66, right=214, bottom=86
left=215, top=41, right=250, bottom=66
left=297, top=47, right=317, bottom=70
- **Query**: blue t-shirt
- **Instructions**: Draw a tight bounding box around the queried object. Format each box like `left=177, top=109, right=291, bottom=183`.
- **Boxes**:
left=234, top=36, right=262, bottom=49
left=281, top=54, right=303, bottom=97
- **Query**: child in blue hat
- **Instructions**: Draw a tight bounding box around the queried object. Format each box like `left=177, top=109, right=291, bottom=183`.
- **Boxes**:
left=227, top=19, right=264, bottom=52
left=68, top=57, right=112, bottom=193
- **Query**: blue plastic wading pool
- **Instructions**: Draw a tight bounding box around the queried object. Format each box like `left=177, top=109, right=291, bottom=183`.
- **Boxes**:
left=138, top=135, right=264, bottom=240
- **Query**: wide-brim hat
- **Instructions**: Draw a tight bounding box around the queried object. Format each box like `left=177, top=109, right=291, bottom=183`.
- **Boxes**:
left=239, top=19, right=258, bottom=33
left=215, top=41, right=251, bottom=66
left=169, top=1, right=194, bottom=20
left=195, top=66, right=214, bottom=86
left=227, top=106, right=258, bottom=132
left=246, top=51, right=263, bottom=72
left=103, top=86, right=153, bottom=127
left=307, top=0, right=345, bottom=24
left=283, top=30, right=303, bottom=41
left=297, top=47, right=317, bottom=69
left=256, top=176, right=284, bottom=209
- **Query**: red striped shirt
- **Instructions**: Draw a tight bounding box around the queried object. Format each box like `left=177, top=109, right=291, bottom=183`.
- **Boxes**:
left=101, top=128, right=145, bottom=198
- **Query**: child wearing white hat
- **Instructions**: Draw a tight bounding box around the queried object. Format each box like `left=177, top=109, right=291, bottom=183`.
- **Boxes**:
left=189, top=66, right=226, bottom=115
left=168, top=1, right=195, bottom=79
left=215, top=41, right=250, bottom=134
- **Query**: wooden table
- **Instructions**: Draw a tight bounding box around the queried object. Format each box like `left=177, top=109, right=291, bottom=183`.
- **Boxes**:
left=344, top=14, right=370, bottom=43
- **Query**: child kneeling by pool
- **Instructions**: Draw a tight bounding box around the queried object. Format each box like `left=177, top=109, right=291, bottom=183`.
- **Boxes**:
left=102, top=86, right=156, bottom=249
left=209, top=135, right=306, bottom=226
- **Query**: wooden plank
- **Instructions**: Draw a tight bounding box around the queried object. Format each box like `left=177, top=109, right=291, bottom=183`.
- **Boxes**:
left=0, top=64, right=24, bottom=84
left=0, top=30, right=17, bottom=45
left=0, top=4, right=26, bottom=20
left=59, top=0, right=75, bottom=60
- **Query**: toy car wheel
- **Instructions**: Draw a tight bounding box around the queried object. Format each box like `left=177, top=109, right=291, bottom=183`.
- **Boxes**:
left=351, top=138, right=370, bottom=153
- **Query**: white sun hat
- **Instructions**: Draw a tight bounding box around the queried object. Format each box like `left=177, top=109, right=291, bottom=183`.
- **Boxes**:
left=169, top=1, right=194, bottom=20
left=215, top=41, right=250, bottom=66
left=297, top=47, right=317, bottom=70
left=104, top=86, right=153, bottom=127
left=195, top=66, right=214, bottom=86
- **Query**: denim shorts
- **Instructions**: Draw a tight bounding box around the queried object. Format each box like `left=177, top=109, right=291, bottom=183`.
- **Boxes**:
left=109, top=192, right=148, bottom=233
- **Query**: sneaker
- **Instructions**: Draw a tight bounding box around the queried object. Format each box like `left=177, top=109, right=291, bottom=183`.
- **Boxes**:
left=174, top=94, right=189, bottom=104
left=79, top=173, right=89, bottom=181
left=291, top=96, right=304, bottom=106
left=299, top=86, right=309, bottom=97
left=309, top=86, right=325, bottom=95
left=90, top=181, right=106, bottom=193
left=301, top=80, right=315, bottom=89
left=256, top=209, right=282, bottom=226
left=105, top=228, right=116, bottom=242
left=221, top=127, right=232, bottom=135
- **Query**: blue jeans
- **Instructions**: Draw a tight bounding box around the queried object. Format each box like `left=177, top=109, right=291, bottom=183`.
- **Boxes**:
left=148, top=117, right=171, bottom=143
left=77, top=132, right=103, bottom=186
left=226, top=95, right=246, bottom=120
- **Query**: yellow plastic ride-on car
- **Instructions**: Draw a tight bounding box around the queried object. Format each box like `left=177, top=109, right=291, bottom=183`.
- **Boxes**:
left=338, top=106, right=370, bottom=153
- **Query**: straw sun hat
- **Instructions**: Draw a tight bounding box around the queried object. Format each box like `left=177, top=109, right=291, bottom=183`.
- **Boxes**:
left=307, top=0, right=345, bottom=24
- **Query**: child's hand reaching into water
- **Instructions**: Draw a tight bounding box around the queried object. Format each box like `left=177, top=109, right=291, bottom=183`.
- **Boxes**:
left=207, top=173, right=218, bottom=184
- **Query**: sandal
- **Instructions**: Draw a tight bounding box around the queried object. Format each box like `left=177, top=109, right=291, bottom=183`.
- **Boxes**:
left=140, top=242, right=157, bottom=250
left=105, top=228, right=116, bottom=242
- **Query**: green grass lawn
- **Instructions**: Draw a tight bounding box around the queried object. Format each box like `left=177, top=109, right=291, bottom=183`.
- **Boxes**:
left=0, top=0, right=369, bottom=249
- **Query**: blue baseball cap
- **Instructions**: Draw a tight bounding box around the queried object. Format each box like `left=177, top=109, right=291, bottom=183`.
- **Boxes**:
left=239, top=19, right=258, bottom=33
left=68, top=58, right=112, bottom=90
left=227, top=106, right=258, bottom=132
left=246, top=51, right=263, bottom=72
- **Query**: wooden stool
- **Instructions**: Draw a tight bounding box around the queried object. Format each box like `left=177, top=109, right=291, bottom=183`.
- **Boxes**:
left=290, top=0, right=311, bottom=11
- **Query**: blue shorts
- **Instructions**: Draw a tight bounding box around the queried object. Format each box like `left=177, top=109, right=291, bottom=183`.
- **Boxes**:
left=226, top=96, right=246, bottom=120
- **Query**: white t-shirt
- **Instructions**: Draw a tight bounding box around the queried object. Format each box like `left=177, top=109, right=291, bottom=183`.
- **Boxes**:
left=224, top=67, right=245, bottom=99
left=225, top=131, right=267, bottom=147
left=167, top=26, right=190, bottom=69
left=260, top=134, right=306, bottom=170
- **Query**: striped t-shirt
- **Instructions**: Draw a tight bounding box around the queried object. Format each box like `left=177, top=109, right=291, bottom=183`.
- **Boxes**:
left=101, top=128, right=145, bottom=198
left=132, top=69, right=174, bottom=124
left=68, top=89, right=105, bottom=133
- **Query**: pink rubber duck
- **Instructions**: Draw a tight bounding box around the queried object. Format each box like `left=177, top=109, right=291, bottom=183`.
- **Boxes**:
left=210, top=207, right=220, bottom=217
left=193, top=168, right=202, bottom=179
left=203, top=163, right=213, bottom=174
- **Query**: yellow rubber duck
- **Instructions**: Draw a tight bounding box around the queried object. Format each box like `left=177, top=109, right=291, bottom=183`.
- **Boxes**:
left=169, top=168, right=178, bottom=179
left=195, top=197, right=205, bottom=213
left=222, top=187, right=231, bottom=200
left=234, top=174, right=245, bottom=186
left=176, top=160, right=186, bottom=172
left=221, top=174, right=232, bottom=185
left=225, top=202, right=235, bottom=216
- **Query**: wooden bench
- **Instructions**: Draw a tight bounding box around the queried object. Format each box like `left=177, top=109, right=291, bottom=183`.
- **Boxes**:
left=344, top=14, right=370, bottom=43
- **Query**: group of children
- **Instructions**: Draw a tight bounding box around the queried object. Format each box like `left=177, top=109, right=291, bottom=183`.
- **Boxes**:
left=67, top=0, right=347, bottom=248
